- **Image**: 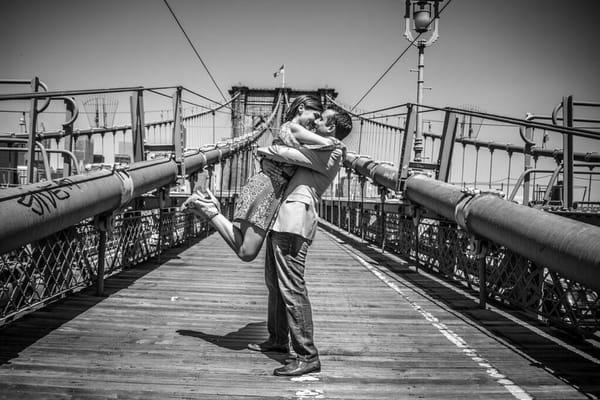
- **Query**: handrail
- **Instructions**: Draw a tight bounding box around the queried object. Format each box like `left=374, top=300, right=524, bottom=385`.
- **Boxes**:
left=0, top=90, right=282, bottom=254
left=0, top=90, right=237, bottom=141
left=0, top=86, right=145, bottom=101
left=423, top=127, right=600, bottom=162
left=343, top=152, right=600, bottom=293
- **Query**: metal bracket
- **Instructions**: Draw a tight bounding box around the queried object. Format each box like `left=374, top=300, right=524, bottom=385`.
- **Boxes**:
left=93, top=212, right=115, bottom=234
left=467, top=235, right=488, bottom=260
left=158, top=186, right=170, bottom=209
left=411, top=205, right=424, bottom=228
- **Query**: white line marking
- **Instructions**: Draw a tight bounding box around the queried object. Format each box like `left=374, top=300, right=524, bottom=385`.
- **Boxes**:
left=295, top=389, right=324, bottom=399
left=343, top=248, right=533, bottom=400
left=291, top=375, right=320, bottom=382
left=322, top=224, right=600, bottom=367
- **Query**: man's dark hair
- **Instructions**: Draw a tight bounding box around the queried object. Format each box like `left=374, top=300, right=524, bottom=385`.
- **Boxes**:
left=326, top=107, right=352, bottom=140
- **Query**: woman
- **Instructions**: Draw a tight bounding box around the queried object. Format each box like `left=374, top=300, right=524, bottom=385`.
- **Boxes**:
left=183, top=95, right=342, bottom=261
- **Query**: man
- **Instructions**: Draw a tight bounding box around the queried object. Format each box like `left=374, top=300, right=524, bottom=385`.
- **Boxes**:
left=187, top=107, right=352, bottom=376
left=249, top=108, right=352, bottom=376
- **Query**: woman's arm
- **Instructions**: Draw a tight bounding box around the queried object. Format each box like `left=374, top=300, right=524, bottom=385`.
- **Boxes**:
left=288, top=122, right=333, bottom=146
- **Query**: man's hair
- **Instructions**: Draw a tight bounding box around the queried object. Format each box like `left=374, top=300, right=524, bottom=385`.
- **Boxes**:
left=326, top=107, right=353, bottom=140
left=284, top=95, right=323, bottom=122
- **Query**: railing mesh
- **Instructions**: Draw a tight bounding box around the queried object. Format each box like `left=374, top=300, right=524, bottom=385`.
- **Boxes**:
left=321, top=199, right=600, bottom=335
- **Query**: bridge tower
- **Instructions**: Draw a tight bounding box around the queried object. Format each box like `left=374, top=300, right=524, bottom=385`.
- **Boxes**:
left=220, top=87, right=338, bottom=192
left=228, top=86, right=338, bottom=138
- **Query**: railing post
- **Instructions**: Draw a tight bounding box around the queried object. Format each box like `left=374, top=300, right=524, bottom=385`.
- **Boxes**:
left=474, top=144, right=480, bottom=189
left=396, top=104, right=417, bottom=192
left=379, top=186, right=388, bottom=252
left=506, top=149, right=513, bottom=196
left=359, top=176, right=366, bottom=241
left=63, top=97, right=75, bottom=177
left=562, top=95, right=574, bottom=209
left=337, top=175, right=342, bottom=229
left=157, top=186, right=169, bottom=262
left=172, top=86, right=184, bottom=163
left=411, top=206, right=422, bottom=272
left=437, top=111, right=458, bottom=182
left=346, top=168, right=352, bottom=233
left=522, top=126, right=534, bottom=205
left=206, top=165, right=214, bottom=190
left=26, top=77, right=40, bottom=183
left=358, top=119, right=364, bottom=154
left=130, top=89, right=146, bottom=163
left=219, top=158, right=226, bottom=199
left=93, top=213, right=114, bottom=297
left=211, top=110, right=216, bottom=144
left=470, top=237, right=488, bottom=309
left=488, top=148, right=495, bottom=189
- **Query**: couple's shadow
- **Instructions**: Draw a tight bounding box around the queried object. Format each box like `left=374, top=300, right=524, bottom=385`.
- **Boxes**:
left=177, top=322, right=287, bottom=364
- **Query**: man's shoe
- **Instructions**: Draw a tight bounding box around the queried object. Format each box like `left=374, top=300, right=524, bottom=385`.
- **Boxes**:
left=273, top=359, right=321, bottom=376
left=247, top=341, right=288, bottom=353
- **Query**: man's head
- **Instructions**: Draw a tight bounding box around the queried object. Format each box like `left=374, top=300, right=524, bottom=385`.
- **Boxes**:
left=314, top=108, right=353, bottom=140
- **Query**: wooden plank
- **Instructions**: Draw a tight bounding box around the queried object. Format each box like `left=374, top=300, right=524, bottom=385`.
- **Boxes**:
left=0, top=229, right=595, bottom=399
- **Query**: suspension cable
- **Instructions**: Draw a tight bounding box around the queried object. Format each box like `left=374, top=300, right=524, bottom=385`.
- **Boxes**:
left=352, top=0, right=453, bottom=110
left=162, top=0, right=228, bottom=102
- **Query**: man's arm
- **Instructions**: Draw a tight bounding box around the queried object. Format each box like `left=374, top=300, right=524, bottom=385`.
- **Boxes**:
left=257, top=144, right=341, bottom=174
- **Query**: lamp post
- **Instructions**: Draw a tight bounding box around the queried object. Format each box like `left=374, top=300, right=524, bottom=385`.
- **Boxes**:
left=404, top=0, right=442, bottom=162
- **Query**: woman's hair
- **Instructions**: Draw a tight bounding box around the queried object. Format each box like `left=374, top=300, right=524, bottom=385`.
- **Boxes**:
left=284, top=95, right=323, bottom=122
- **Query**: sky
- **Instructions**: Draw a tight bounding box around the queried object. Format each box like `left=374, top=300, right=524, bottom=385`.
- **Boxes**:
left=2, top=0, right=599, bottom=116
left=1, top=0, right=599, bottom=196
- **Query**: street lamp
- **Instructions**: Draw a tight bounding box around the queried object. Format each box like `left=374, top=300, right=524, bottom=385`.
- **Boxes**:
left=403, top=0, right=442, bottom=162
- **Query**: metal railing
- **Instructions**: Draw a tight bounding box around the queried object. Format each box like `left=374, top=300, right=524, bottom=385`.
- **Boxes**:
left=321, top=149, right=600, bottom=336
left=329, top=97, right=599, bottom=213
left=0, top=86, right=283, bottom=326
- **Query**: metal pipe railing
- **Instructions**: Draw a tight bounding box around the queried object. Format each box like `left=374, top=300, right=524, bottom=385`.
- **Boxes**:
left=0, top=140, right=242, bottom=254
left=342, top=152, right=600, bottom=293
left=0, top=92, right=281, bottom=255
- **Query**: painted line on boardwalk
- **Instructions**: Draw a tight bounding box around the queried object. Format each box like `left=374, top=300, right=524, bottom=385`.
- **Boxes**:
left=291, top=375, right=320, bottom=382
left=335, top=241, right=533, bottom=400
left=320, top=223, right=600, bottom=367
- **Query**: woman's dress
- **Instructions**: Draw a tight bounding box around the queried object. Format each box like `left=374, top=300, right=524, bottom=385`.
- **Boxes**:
left=232, top=122, right=300, bottom=231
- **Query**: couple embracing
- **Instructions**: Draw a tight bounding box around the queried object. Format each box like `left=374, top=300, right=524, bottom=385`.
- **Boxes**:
left=184, top=95, right=352, bottom=376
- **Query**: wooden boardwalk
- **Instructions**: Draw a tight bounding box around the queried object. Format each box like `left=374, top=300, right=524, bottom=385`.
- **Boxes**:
left=1, top=225, right=599, bottom=399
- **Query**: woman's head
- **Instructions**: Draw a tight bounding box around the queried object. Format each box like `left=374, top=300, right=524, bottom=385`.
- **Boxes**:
left=285, top=95, right=323, bottom=128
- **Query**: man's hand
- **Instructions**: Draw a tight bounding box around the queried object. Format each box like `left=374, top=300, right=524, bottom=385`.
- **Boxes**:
left=261, top=158, right=287, bottom=186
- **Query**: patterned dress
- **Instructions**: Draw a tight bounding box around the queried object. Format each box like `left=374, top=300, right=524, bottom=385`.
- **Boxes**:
left=233, top=122, right=299, bottom=231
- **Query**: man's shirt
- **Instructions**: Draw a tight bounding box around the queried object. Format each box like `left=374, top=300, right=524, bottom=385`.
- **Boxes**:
left=257, top=142, right=344, bottom=241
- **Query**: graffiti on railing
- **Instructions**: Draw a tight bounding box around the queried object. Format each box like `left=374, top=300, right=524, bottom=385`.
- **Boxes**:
left=16, top=178, right=81, bottom=216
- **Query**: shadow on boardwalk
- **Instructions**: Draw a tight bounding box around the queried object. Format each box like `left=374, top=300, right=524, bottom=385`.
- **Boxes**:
left=177, top=322, right=287, bottom=364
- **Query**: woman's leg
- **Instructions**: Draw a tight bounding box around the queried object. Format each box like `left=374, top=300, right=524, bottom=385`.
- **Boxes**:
left=185, top=197, right=266, bottom=262
left=212, top=217, right=266, bottom=262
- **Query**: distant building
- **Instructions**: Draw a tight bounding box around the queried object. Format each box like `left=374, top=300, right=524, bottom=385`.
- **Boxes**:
left=74, top=137, right=94, bottom=169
